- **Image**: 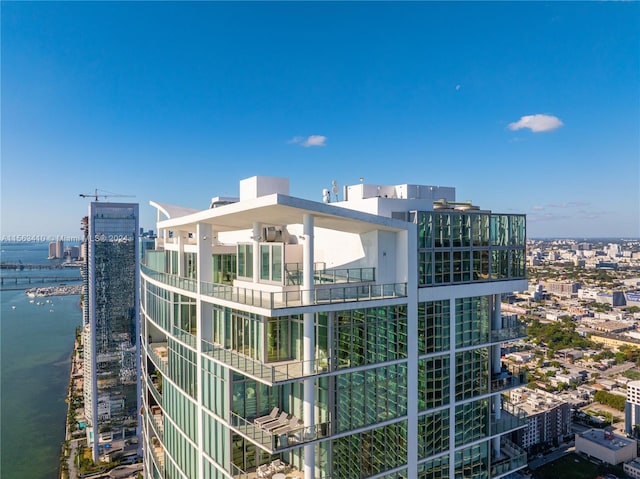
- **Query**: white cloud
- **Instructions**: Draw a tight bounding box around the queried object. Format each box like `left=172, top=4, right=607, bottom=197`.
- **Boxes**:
left=508, top=114, right=563, bottom=133
left=288, top=135, right=327, bottom=147
left=546, top=201, right=590, bottom=209
left=531, top=205, right=545, bottom=211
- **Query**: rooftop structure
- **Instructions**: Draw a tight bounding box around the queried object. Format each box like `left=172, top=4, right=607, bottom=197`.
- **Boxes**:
left=575, top=428, right=637, bottom=465
left=140, top=176, right=528, bottom=479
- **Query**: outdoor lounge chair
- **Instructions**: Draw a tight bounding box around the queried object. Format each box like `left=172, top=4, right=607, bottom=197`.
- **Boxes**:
left=256, top=463, right=272, bottom=478
left=270, top=459, right=287, bottom=474
left=271, top=417, right=303, bottom=436
left=254, top=407, right=280, bottom=426
left=262, top=412, right=289, bottom=431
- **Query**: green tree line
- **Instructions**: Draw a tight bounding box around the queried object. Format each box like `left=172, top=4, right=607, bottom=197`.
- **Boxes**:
left=593, top=390, right=626, bottom=412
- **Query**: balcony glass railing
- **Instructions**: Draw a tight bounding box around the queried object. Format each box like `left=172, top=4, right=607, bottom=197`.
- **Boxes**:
left=200, top=280, right=406, bottom=309
left=142, top=265, right=406, bottom=309
left=285, top=264, right=375, bottom=286
left=231, top=462, right=328, bottom=479
left=490, top=438, right=527, bottom=477
left=229, top=411, right=330, bottom=453
left=202, top=339, right=330, bottom=384
left=146, top=374, right=163, bottom=408
left=147, top=343, right=169, bottom=376
left=141, top=265, right=197, bottom=292
left=172, top=326, right=197, bottom=349
left=149, top=437, right=165, bottom=477
left=491, top=364, right=526, bottom=393
left=490, top=322, right=527, bottom=343
left=490, top=402, right=527, bottom=435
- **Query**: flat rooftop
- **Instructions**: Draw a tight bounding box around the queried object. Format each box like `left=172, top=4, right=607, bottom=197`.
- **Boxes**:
left=578, top=429, right=635, bottom=450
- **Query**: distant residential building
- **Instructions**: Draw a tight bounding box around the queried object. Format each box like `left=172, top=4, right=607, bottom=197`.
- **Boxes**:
left=626, top=292, right=640, bottom=308
left=578, top=288, right=626, bottom=307
left=624, top=457, right=640, bottom=479
left=546, top=281, right=581, bottom=297
left=509, top=387, right=572, bottom=450
left=590, top=333, right=640, bottom=351
left=557, top=349, right=583, bottom=362
left=625, top=381, right=640, bottom=436
left=506, top=352, right=535, bottom=363
left=596, top=261, right=619, bottom=270
left=589, top=320, right=634, bottom=334
left=575, top=428, right=637, bottom=465
left=47, top=241, right=56, bottom=259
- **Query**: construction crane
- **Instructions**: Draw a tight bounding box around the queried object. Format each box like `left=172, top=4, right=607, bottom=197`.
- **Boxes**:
left=79, top=189, right=136, bottom=201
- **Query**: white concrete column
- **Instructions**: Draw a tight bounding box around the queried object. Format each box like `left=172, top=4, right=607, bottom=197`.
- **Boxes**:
left=302, top=214, right=315, bottom=477
left=302, top=214, right=314, bottom=304
left=493, top=294, right=502, bottom=458
left=492, top=294, right=502, bottom=371
left=195, top=223, right=211, bottom=479
left=157, top=209, right=164, bottom=249
left=405, top=228, right=418, bottom=479
left=196, top=223, right=213, bottom=286
left=252, top=222, right=261, bottom=283
left=177, top=231, right=185, bottom=277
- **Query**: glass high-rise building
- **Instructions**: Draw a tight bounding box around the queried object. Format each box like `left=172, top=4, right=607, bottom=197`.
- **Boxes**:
left=140, top=176, right=528, bottom=479
left=83, top=202, right=141, bottom=462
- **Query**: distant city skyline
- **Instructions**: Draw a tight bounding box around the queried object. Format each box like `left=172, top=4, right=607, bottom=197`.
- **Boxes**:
left=2, top=2, right=638, bottom=238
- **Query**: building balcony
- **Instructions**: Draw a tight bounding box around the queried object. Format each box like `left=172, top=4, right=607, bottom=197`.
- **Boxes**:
left=172, top=326, right=197, bottom=349
left=142, top=265, right=406, bottom=310
left=491, top=364, right=526, bottom=393
left=285, top=264, right=375, bottom=286
left=200, top=280, right=406, bottom=309
left=149, top=437, right=165, bottom=477
left=229, top=411, right=330, bottom=454
left=141, top=265, right=197, bottom=292
left=202, top=340, right=335, bottom=386
left=150, top=405, right=165, bottom=440
left=144, top=406, right=165, bottom=476
left=146, top=373, right=163, bottom=408
left=231, top=461, right=319, bottom=479
left=490, top=438, right=527, bottom=478
left=147, top=342, right=168, bottom=376
left=490, top=401, right=527, bottom=436
left=490, top=321, right=527, bottom=343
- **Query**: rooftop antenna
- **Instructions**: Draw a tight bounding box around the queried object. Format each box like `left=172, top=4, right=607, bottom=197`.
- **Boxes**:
left=332, top=180, right=339, bottom=202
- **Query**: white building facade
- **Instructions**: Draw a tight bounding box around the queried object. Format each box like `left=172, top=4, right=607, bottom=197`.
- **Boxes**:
left=140, top=177, right=528, bottom=479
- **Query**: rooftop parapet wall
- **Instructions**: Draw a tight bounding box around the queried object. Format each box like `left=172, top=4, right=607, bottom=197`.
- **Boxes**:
left=240, top=176, right=290, bottom=201
left=344, top=182, right=455, bottom=203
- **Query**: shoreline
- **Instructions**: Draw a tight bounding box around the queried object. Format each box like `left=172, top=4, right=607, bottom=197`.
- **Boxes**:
left=59, top=326, right=84, bottom=479
left=26, top=284, right=82, bottom=298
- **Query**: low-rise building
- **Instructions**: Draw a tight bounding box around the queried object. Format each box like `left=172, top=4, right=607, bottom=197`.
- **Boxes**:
left=546, top=281, right=581, bottom=297
left=509, top=387, right=572, bottom=451
left=575, top=428, right=637, bottom=465
left=591, top=333, right=640, bottom=351
left=506, top=352, right=535, bottom=363
left=624, top=457, right=640, bottom=479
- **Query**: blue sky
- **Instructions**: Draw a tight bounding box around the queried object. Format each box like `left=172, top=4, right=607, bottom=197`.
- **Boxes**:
left=2, top=1, right=638, bottom=239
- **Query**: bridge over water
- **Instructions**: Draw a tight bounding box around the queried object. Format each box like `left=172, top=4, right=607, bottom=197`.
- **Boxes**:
left=0, top=276, right=82, bottom=288
left=0, top=263, right=81, bottom=270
